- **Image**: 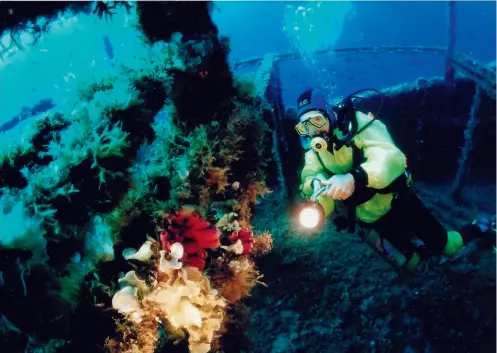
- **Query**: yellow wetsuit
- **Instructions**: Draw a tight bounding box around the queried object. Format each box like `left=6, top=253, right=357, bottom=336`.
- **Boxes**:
left=298, top=111, right=484, bottom=271
left=299, top=111, right=407, bottom=223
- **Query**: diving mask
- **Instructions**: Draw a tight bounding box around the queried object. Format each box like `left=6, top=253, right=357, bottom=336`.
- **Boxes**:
left=295, top=112, right=328, bottom=136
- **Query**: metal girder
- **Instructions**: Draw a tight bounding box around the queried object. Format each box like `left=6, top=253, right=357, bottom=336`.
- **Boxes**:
left=232, top=45, right=447, bottom=70
left=451, top=85, right=483, bottom=199
left=449, top=53, right=496, bottom=97
left=253, top=53, right=288, bottom=199
left=253, top=53, right=275, bottom=98
left=445, top=0, right=457, bottom=86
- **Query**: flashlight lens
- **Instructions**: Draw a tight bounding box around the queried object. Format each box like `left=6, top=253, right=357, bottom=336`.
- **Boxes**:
left=299, top=207, right=321, bottom=229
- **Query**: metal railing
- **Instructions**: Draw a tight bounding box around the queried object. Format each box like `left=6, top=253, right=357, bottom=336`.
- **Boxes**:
left=232, top=45, right=447, bottom=70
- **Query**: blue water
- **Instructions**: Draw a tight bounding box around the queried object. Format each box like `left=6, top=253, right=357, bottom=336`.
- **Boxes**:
left=1, top=1, right=495, bottom=129
left=214, top=1, right=495, bottom=61
left=214, top=1, right=496, bottom=106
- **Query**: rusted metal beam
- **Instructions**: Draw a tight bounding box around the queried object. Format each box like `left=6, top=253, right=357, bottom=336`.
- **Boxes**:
left=451, top=85, right=483, bottom=200
left=254, top=54, right=288, bottom=199
left=449, top=53, right=496, bottom=97
left=254, top=54, right=274, bottom=97
left=232, top=45, right=447, bottom=70
left=445, top=1, right=457, bottom=86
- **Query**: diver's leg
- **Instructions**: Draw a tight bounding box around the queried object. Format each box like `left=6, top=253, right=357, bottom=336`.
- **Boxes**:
left=370, top=205, right=421, bottom=271
left=394, top=190, right=448, bottom=252
left=399, top=190, right=491, bottom=257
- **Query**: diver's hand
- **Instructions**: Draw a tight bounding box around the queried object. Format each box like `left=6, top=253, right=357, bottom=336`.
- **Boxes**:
left=322, top=174, right=355, bottom=200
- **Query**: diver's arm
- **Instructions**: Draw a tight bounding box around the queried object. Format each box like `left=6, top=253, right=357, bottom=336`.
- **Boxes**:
left=350, top=112, right=407, bottom=190
left=300, top=151, right=328, bottom=196
left=300, top=151, right=335, bottom=217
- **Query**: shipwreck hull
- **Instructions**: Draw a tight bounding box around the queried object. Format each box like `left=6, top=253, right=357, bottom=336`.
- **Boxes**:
left=373, top=77, right=495, bottom=182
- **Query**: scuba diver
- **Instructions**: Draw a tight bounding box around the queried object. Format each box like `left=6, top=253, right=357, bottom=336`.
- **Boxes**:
left=295, top=88, right=495, bottom=272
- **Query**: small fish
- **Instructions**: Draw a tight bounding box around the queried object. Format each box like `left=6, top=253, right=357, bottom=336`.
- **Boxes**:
left=103, top=35, right=115, bottom=60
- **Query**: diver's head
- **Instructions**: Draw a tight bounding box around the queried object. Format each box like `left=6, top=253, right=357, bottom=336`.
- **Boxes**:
left=295, top=89, right=334, bottom=137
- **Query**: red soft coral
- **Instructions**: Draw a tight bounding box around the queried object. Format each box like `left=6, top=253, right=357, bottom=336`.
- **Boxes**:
left=228, top=229, right=254, bottom=255
left=160, top=208, right=220, bottom=270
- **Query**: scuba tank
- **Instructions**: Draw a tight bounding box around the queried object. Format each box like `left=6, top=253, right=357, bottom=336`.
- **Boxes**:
left=359, top=228, right=426, bottom=272
left=329, top=88, right=385, bottom=151
left=303, top=88, right=385, bottom=153
left=359, top=229, right=410, bottom=270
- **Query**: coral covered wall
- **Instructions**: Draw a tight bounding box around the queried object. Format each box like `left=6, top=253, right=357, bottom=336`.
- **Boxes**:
left=0, top=2, right=278, bottom=353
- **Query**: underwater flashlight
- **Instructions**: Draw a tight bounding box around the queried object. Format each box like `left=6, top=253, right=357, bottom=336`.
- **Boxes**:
left=299, top=203, right=323, bottom=229
left=297, top=185, right=329, bottom=230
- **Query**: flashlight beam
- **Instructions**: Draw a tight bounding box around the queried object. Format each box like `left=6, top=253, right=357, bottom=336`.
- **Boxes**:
left=299, top=206, right=322, bottom=229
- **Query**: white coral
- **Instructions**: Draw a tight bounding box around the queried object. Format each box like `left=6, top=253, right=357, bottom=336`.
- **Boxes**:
left=159, top=242, right=184, bottom=272
left=221, top=239, right=244, bottom=255
left=142, top=267, right=226, bottom=353
left=112, top=286, right=143, bottom=323
left=118, top=270, right=150, bottom=297
left=217, top=212, right=241, bottom=232
left=123, top=239, right=154, bottom=263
